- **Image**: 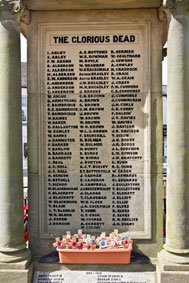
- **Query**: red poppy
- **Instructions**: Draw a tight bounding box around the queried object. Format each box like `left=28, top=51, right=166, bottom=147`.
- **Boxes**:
left=87, top=245, right=92, bottom=250
left=24, top=205, right=28, bottom=213
left=123, top=239, right=129, bottom=246
left=24, top=232, right=28, bottom=242
left=78, top=242, right=83, bottom=249
left=57, top=241, right=62, bottom=247
left=72, top=241, right=77, bottom=248
left=114, top=241, right=118, bottom=247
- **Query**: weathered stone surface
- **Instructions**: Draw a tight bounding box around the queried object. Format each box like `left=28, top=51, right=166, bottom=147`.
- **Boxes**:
left=159, top=0, right=189, bottom=265
left=0, top=0, right=21, bottom=13
left=39, top=21, right=151, bottom=239
left=157, top=2, right=189, bottom=282
left=23, top=0, right=162, bottom=11
left=27, top=8, right=163, bottom=258
left=0, top=264, right=33, bottom=283
left=33, top=270, right=156, bottom=283
left=157, top=261, right=189, bottom=283
left=0, top=8, right=30, bottom=264
left=0, top=6, right=32, bottom=283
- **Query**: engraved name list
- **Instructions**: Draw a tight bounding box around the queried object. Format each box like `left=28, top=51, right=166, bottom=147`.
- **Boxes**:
left=40, top=24, right=151, bottom=238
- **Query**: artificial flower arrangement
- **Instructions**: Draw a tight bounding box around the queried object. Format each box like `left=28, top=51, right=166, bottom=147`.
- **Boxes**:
left=53, top=229, right=132, bottom=250
left=53, top=229, right=133, bottom=264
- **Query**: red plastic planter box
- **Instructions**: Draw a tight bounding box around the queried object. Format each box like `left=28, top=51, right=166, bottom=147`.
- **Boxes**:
left=57, top=247, right=132, bottom=264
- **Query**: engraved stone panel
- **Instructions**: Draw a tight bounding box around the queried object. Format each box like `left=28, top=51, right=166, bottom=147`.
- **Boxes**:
left=33, top=271, right=156, bottom=283
left=39, top=22, right=151, bottom=239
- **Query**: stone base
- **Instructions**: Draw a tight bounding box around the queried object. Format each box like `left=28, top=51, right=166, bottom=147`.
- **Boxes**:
left=157, top=251, right=189, bottom=283
left=0, top=257, right=31, bottom=270
left=157, top=263, right=189, bottom=283
left=0, top=263, right=33, bottom=283
left=33, top=270, right=156, bottom=283
left=32, top=251, right=157, bottom=283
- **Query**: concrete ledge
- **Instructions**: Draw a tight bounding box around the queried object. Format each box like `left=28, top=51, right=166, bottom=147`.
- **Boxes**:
left=157, top=262, right=189, bottom=283
left=158, top=251, right=189, bottom=271
left=33, top=251, right=156, bottom=272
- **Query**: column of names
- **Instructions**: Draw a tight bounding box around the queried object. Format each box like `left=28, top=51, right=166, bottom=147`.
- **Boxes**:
left=41, top=28, right=150, bottom=237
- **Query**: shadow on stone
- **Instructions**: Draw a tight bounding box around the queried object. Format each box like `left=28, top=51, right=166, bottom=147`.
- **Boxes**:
left=39, top=251, right=150, bottom=265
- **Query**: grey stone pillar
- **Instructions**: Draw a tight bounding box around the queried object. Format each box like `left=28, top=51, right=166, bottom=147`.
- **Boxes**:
left=160, top=0, right=189, bottom=264
left=0, top=1, right=30, bottom=263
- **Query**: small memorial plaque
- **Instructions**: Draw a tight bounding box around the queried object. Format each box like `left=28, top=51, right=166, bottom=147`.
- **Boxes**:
left=33, top=271, right=155, bottom=283
left=39, top=22, right=151, bottom=239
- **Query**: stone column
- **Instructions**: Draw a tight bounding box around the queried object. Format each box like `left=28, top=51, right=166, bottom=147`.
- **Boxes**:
left=0, top=1, right=30, bottom=263
left=160, top=0, right=189, bottom=264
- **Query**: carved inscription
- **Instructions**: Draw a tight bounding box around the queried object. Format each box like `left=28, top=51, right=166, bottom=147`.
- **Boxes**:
left=41, top=24, right=151, bottom=238
left=34, top=271, right=155, bottom=283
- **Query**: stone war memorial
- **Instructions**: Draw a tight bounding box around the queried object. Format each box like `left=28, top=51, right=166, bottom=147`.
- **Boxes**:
left=0, top=0, right=189, bottom=282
